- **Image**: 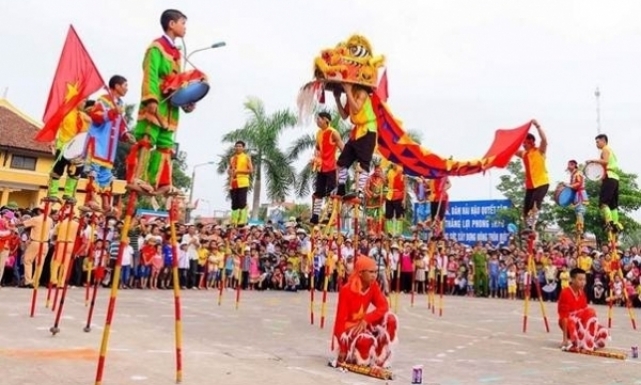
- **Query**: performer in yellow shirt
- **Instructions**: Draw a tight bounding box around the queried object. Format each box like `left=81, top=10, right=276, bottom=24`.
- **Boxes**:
left=516, top=119, right=549, bottom=231
left=228, top=141, right=254, bottom=227
left=47, top=100, right=92, bottom=203
left=384, top=163, right=405, bottom=236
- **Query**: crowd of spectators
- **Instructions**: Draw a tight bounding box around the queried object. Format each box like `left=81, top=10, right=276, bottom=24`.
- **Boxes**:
left=1, top=204, right=640, bottom=312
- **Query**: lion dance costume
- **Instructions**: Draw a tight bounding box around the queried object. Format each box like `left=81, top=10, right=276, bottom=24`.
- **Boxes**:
left=298, top=34, right=385, bottom=197
left=332, top=256, right=398, bottom=370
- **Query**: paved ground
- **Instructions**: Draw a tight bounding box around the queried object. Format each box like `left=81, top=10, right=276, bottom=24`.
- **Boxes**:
left=1, top=287, right=640, bottom=385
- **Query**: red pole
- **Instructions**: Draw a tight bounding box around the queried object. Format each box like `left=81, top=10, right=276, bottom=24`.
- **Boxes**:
left=84, top=216, right=109, bottom=332
left=168, top=196, right=184, bottom=383
left=95, top=191, right=137, bottom=385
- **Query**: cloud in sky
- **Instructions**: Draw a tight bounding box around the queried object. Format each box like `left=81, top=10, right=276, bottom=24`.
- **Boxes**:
left=2, top=0, right=640, bottom=219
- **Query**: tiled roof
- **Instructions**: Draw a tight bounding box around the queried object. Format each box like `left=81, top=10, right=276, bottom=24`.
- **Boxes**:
left=0, top=99, right=51, bottom=155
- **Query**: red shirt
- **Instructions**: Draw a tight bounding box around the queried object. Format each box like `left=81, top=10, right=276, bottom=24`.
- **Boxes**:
left=333, top=281, right=388, bottom=340
left=557, top=286, right=587, bottom=320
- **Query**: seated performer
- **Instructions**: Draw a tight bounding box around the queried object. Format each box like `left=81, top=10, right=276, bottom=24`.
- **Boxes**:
left=310, top=111, right=343, bottom=225
left=46, top=100, right=92, bottom=203
left=558, top=268, right=609, bottom=351
left=85, top=75, right=132, bottom=212
left=332, top=256, right=398, bottom=369
left=333, top=83, right=377, bottom=198
left=564, top=160, right=588, bottom=234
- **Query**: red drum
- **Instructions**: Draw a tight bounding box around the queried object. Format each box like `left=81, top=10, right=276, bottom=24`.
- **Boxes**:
left=161, top=69, right=210, bottom=107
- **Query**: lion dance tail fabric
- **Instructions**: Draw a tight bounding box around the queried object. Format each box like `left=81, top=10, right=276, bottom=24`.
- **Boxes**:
left=334, top=312, right=398, bottom=368
left=567, top=308, right=609, bottom=351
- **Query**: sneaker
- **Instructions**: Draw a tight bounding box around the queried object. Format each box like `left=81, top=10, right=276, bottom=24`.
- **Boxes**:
left=336, top=184, right=346, bottom=197
left=310, top=214, right=319, bottom=225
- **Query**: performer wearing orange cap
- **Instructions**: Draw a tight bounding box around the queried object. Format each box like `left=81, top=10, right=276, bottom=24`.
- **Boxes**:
left=558, top=268, right=608, bottom=351
left=331, top=256, right=398, bottom=369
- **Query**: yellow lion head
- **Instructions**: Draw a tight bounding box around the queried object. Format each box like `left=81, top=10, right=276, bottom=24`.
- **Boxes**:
left=313, top=34, right=385, bottom=90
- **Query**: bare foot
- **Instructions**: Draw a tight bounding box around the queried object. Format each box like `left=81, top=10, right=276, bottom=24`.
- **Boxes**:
left=126, top=179, right=155, bottom=195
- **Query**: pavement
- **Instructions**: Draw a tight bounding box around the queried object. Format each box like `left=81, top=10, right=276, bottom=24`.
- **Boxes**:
left=1, top=287, right=640, bottom=385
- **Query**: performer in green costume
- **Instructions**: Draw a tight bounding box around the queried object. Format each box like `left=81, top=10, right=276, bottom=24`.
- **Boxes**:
left=472, top=247, right=489, bottom=297
left=127, top=9, right=195, bottom=196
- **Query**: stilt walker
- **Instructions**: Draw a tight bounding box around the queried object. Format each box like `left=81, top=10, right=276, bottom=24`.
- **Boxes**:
left=96, top=8, right=210, bottom=384
left=586, top=133, right=635, bottom=329
left=228, top=141, right=252, bottom=228
left=32, top=24, right=106, bottom=316
left=310, top=111, right=343, bottom=225
left=83, top=75, right=133, bottom=214
left=27, top=199, right=55, bottom=317
left=384, top=163, right=405, bottom=237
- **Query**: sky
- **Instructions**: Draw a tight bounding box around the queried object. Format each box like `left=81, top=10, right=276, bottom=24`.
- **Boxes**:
left=2, top=0, right=641, bottom=219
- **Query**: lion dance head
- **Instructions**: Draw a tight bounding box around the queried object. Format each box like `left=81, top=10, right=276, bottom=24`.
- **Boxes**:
left=313, top=34, right=385, bottom=90
left=298, top=35, right=386, bottom=124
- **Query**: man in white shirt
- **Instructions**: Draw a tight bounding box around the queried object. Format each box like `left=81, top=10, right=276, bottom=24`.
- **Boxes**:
left=180, top=225, right=199, bottom=289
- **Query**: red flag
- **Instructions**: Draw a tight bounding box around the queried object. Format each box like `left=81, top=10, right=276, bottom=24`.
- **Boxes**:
left=375, top=69, right=389, bottom=102
left=35, top=25, right=105, bottom=142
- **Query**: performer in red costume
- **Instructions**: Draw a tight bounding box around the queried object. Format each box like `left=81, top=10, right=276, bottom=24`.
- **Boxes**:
left=331, top=256, right=398, bottom=369
left=558, top=268, right=609, bottom=351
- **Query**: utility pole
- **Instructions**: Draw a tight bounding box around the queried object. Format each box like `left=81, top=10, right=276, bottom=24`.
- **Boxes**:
left=595, top=87, right=601, bottom=134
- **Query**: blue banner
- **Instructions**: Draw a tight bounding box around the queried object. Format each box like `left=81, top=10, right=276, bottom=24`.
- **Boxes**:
left=444, top=199, right=512, bottom=245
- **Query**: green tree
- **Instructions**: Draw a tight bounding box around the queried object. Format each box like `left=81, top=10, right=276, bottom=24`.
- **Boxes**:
left=114, top=104, right=192, bottom=210
left=284, top=203, right=311, bottom=222
left=550, top=167, right=641, bottom=243
left=494, top=160, right=555, bottom=231
left=216, top=97, right=298, bottom=219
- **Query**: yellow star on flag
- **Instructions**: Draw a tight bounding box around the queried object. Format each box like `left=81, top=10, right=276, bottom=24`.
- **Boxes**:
left=64, top=81, right=80, bottom=103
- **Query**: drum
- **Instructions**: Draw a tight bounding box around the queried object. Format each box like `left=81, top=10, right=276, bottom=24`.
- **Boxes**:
left=554, top=184, right=575, bottom=207
left=585, top=162, right=605, bottom=181
left=161, top=69, right=210, bottom=107
left=62, top=132, right=89, bottom=165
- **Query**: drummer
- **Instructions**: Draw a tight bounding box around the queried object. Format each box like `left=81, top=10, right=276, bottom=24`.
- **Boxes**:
left=515, top=119, right=549, bottom=232
left=587, top=134, right=623, bottom=233
left=564, top=160, right=588, bottom=235
left=46, top=100, right=93, bottom=203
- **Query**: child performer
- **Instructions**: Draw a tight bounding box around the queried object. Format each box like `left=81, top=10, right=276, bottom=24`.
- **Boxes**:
left=127, top=9, right=197, bottom=196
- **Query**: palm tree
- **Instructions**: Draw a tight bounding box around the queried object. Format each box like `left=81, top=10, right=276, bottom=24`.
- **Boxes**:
left=216, top=97, right=298, bottom=220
